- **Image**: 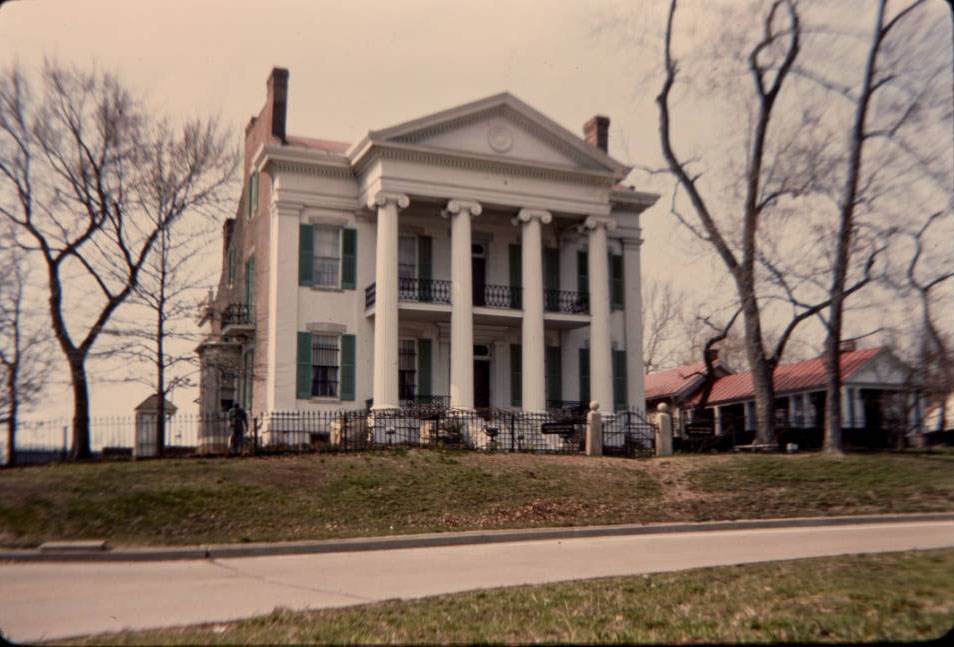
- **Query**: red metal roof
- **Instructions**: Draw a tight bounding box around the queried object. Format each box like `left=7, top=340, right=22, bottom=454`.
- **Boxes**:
left=645, top=360, right=710, bottom=401
left=286, top=135, right=350, bottom=154
left=696, top=346, right=883, bottom=405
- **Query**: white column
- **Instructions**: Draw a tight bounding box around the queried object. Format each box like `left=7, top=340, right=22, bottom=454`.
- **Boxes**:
left=714, top=405, right=723, bottom=436
left=583, top=216, right=615, bottom=414
left=370, top=192, right=409, bottom=411
left=622, top=235, right=646, bottom=414
left=445, top=199, right=482, bottom=410
left=267, top=201, right=301, bottom=413
left=516, top=209, right=551, bottom=412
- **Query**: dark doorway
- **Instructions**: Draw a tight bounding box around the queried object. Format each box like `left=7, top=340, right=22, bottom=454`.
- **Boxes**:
left=474, top=359, right=490, bottom=408
left=472, top=246, right=486, bottom=306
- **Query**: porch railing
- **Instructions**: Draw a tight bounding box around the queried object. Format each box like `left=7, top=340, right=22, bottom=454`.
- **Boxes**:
left=544, top=289, right=589, bottom=314
left=222, top=303, right=254, bottom=327
left=477, top=284, right=521, bottom=309
left=365, top=279, right=453, bottom=307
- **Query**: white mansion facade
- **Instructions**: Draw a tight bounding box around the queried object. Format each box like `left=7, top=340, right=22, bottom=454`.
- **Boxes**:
left=197, top=68, right=658, bottom=422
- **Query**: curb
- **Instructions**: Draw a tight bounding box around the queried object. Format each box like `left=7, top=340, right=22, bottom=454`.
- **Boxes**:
left=3, top=512, right=953, bottom=563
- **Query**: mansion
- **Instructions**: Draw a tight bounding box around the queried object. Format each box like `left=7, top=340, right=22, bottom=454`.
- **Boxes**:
left=197, top=68, right=658, bottom=424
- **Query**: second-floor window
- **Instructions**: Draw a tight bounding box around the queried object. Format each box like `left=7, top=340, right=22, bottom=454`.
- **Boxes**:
left=314, top=227, right=341, bottom=288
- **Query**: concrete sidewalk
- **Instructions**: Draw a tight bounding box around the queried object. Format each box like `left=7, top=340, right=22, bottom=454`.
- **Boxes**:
left=1, top=517, right=952, bottom=643
left=3, top=511, right=953, bottom=562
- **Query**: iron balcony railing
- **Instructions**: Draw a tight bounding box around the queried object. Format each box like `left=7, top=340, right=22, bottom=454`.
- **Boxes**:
left=544, top=289, right=589, bottom=314
left=365, top=281, right=588, bottom=315
left=222, top=303, right=254, bottom=327
left=476, top=284, right=521, bottom=309
left=365, top=278, right=453, bottom=307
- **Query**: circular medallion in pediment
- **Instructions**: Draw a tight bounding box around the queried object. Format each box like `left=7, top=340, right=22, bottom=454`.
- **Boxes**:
left=487, top=124, right=513, bottom=153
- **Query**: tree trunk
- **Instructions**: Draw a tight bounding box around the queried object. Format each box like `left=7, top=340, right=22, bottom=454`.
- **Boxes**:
left=740, top=289, right=776, bottom=445
left=155, top=314, right=165, bottom=458
left=68, top=353, right=92, bottom=460
left=823, top=332, right=843, bottom=453
left=5, top=373, right=16, bottom=467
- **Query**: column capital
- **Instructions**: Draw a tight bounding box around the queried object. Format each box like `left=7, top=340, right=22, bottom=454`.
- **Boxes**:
left=515, top=208, right=552, bottom=225
left=369, top=191, right=410, bottom=211
left=581, top=216, right=618, bottom=232
left=444, top=199, right=482, bottom=218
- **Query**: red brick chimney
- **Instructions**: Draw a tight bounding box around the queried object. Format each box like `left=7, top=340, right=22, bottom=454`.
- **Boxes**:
left=244, top=67, right=289, bottom=177
left=839, top=339, right=857, bottom=353
left=583, top=115, right=610, bottom=153
left=267, top=67, right=289, bottom=142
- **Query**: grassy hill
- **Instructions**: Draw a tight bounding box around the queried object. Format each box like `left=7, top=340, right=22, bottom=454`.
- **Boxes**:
left=1, top=449, right=953, bottom=547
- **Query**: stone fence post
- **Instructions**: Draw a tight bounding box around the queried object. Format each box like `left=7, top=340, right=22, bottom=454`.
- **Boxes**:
left=586, top=400, right=603, bottom=456
left=656, top=403, right=673, bottom=457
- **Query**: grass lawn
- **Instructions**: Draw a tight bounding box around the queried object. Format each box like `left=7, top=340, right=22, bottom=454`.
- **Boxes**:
left=1, top=449, right=953, bottom=547
left=59, top=548, right=954, bottom=644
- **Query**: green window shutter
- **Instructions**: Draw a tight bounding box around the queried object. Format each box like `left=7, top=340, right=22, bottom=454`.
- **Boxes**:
left=579, top=347, right=590, bottom=404
left=577, top=250, right=589, bottom=295
left=418, top=236, right=433, bottom=302
left=418, top=236, right=433, bottom=280
left=546, top=346, right=561, bottom=404
left=417, top=338, right=432, bottom=397
left=510, top=343, right=522, bottom=407
left=341, top=228, right=357, bottom=289
left=296, top=332, right=312, bottom=399
left=613, top=349, right=627, bottom=410
left=245, top=256, right=255, bottom=308
left=340, top=334, right=356, bottom=401
left=610, top=253, right=624, bottom=310
left=227, top=247, right=235, bottom=285
left=509, top=244, right=522, bottom=309
left=247, top=172, right=258, bottom=220
left=543, top=248, right=560, bottom=292
left=298, top=224, right=314, bottom=286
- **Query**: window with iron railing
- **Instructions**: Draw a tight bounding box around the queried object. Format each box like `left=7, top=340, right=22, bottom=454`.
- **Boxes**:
left=311, top=335, right=339, bottom=397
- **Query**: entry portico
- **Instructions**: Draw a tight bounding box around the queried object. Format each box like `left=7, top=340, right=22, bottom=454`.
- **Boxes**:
left=199, top=68, right=658, bottom=424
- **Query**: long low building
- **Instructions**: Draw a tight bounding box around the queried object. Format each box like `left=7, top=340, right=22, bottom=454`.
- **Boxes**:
left=644, top=344, right=926, bottom=446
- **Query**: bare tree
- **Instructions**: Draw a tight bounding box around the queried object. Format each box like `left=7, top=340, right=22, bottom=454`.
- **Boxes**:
left=819, top=0, right=949, bottom=452
left=657, top=0, right=860, bottom=444
left=0, top=62, right=237, bottom=458
left=0, top=235, right=52, bottom=466
left=653, top=0, right=949, bottom=446
left=104, top=218, right=219, bottom=456
left=642, top=278, right=686, bottom=372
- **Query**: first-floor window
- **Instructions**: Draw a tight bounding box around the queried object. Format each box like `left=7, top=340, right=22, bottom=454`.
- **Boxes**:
left=314, top=227, right=341, bottom=288
left=399, top=339, right=417, bottom=401
left=312, top=335, right=339, bottom=397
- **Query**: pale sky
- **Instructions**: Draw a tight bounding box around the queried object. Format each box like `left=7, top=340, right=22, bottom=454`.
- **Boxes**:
left=1, top=0, right=950, bottom=420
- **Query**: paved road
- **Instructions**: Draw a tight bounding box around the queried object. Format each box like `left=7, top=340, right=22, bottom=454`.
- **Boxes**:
left=2, top=520, right=952, bottom=642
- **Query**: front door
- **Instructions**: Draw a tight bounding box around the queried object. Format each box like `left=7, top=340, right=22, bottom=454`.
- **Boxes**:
left=474, top=359, right=491, bottom=409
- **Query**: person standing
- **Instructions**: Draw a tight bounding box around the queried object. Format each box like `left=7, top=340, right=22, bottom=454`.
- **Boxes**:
left=228, top=402, right=248, bottom=456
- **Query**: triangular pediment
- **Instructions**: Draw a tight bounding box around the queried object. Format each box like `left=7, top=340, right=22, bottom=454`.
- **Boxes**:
left=367, top=93, right=629, bottom=178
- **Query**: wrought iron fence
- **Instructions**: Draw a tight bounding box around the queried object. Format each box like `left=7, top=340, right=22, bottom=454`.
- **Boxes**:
left=602, top=409, right=656, bottom=457
left=544, top=289, right=589, bottom=314
left=0, top=414, right=231, bottom=466
left=2, top=406, right=657, bottom=466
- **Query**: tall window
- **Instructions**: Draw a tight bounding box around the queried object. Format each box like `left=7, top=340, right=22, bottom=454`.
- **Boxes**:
left=311, top=335, right=339, bottom=397
left=399, top=339, right=417, bottom=401
left=313, top=227, right=341, bottom=288
left=398, top=236, right=417, bottom=279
